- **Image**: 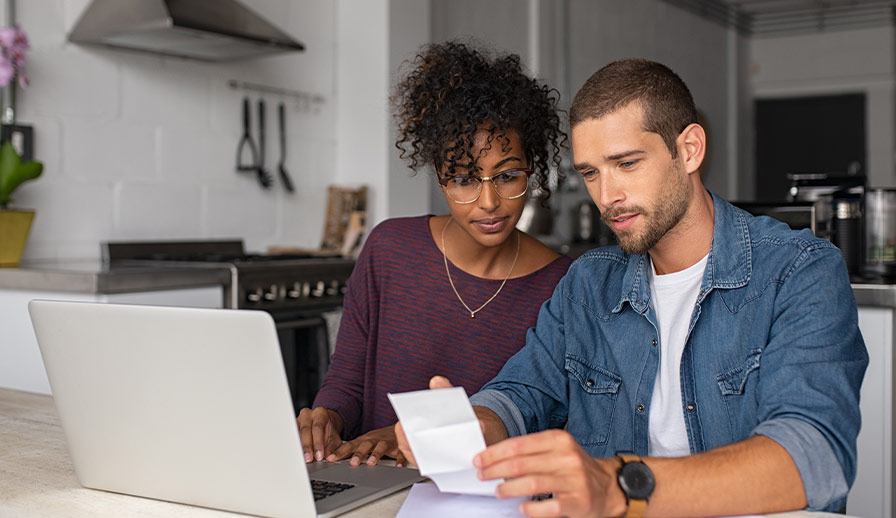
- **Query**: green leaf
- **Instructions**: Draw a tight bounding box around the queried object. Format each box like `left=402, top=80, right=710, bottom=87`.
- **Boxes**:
left=0, top=141, right=43, bottom=209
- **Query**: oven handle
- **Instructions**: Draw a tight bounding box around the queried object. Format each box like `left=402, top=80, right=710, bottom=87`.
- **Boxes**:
left=275, top=317, right=326, bottom=330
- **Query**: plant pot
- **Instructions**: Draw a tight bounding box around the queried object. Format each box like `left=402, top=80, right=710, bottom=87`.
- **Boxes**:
left=0, top=209, right=35, bottom=267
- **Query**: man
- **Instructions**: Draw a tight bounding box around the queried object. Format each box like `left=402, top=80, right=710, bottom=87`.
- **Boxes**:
left=396, top=58, right=867, bottom=518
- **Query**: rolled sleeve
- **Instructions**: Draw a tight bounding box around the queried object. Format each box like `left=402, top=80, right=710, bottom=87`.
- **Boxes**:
left=755, top=242, right=866, bottom=512
left=470, top=389, right=528, bottom=438
left=755, top=417, right=848, bottom=511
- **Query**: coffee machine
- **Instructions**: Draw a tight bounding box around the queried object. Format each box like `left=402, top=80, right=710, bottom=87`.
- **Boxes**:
left=787, top=173, right=866, bottom=274
left=865, top=188, right=896, bottom=280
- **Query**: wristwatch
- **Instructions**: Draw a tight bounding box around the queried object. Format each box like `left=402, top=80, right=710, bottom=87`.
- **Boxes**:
left=615, top=452, right=655, bottom=518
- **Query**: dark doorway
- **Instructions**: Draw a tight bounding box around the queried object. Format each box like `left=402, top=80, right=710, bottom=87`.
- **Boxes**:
left=754, top=93, right=865, bottom=202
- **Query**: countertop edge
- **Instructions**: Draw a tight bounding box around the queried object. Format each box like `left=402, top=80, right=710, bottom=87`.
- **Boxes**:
left=0, top=267, right=232, bottom=294
left=852, top=283, right=896, bottom=308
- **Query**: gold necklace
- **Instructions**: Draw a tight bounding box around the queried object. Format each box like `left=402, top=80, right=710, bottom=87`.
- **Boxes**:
left=441, top=217, right=520, bottom=318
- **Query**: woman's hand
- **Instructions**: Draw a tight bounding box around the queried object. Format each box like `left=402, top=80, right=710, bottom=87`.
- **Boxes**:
left=296, top=407, right=343, bottom=463
left=327, top=425, right=407, bottom=467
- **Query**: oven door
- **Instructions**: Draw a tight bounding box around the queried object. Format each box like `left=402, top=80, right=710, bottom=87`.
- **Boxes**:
left=270, top=308, right=334, bottom=412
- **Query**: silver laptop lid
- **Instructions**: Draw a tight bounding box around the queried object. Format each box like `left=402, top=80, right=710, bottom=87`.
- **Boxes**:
left=29, top=300, right=316, bottom=518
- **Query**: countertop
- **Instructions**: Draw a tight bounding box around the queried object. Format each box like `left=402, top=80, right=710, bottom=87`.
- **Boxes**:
left=0, top=387, right=861, bottom=518
left=0, top=259, right=232, bottom=294
left=851, top=282, right=896, bottom=308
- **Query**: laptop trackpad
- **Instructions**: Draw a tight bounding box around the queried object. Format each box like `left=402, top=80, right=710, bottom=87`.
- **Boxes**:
left=307, top=460, right=421, bottom=487
left=307, top=461, right=423, bottom=517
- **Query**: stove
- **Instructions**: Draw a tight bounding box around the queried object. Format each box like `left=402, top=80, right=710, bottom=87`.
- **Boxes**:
left=103, top=240, right=355, bottom=311
left=103, top=239, right=357, bottom=410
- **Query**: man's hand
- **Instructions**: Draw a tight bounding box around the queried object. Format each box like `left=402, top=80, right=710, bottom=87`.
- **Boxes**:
left=296, top=407, right=343, bottom=463
left=325, top=425, right=407, bottom=467
left=395, top=375, right=510, bottom=468
left=474, top=429, right=627, bottom=518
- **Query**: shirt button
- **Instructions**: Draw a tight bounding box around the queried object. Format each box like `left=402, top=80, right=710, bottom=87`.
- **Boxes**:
left=586, top=379, right=595, bottom=388
left=686, top=403, right=696, bottom=412
left=651, top=339, right=657, bottom=346
left=637, top=404, right=645, bottom=412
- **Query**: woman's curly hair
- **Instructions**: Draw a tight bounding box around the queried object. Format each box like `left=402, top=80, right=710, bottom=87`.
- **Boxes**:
left=391, top=41, right=566, bottom=198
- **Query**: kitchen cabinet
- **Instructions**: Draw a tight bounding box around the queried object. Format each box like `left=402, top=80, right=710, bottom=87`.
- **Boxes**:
left=847, top=285, right=896, bottom=518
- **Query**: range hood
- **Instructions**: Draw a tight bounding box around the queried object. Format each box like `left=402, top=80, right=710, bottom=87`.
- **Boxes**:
left=69, top=0, right=305, bottom=62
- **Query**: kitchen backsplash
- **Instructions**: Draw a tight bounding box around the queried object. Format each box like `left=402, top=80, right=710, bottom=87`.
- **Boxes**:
left=10, top=0, right=340, bottom=260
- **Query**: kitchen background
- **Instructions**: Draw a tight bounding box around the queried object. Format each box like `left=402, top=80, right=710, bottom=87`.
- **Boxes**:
left=7, top=0, right=895, bottom=262
left=10, top=0, right=430, bottom=260
left=3, top=2, right=896, bottom=516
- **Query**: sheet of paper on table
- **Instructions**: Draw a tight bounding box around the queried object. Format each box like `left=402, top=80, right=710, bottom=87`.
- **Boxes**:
left=395, top=483, right=768, bottom=518
left=396, top=482, right=526, bottom=518
left=388, top=387, right=500, bottom=496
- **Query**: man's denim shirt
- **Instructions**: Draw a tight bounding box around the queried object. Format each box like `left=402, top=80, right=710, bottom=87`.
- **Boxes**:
left=470, top=192, right=868, bottom=512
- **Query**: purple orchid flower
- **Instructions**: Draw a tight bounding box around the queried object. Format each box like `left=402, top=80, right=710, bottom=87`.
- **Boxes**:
left=0, top=25, right=29, bottom=88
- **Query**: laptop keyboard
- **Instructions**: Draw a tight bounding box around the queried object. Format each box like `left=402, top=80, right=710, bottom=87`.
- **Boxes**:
left=310, top=479, right=355, bottom=501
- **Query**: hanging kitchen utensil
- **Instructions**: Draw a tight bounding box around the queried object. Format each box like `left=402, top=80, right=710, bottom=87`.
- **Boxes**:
left=277, top=102, right=295, bottom=193
left=236, top=97, right=259, bottom=173
left=256, top=99, right=273, bottom=189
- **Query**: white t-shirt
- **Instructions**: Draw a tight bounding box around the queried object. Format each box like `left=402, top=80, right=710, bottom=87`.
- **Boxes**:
left=647, top=253, right=708, bottom=457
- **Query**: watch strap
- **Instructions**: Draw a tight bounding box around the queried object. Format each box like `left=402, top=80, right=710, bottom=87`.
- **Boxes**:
left=616, top=453, right=648, bottom=518
left=617, top=453, right=641, bottom=464
left=626, top=497, right=647, bottom=518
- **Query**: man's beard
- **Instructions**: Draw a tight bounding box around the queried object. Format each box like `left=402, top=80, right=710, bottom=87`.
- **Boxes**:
left=603, top=161, right=691, bottom=255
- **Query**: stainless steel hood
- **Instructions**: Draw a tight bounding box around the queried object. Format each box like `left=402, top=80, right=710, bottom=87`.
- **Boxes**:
left=69, top=0, right=305, bottom=62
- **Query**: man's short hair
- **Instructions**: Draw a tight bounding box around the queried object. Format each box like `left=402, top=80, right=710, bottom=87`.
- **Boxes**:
left=569, top=59, right=697, bottom=158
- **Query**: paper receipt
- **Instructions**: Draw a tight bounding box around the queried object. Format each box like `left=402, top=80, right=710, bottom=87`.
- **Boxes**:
left=388, top=387, right=501, bottom=496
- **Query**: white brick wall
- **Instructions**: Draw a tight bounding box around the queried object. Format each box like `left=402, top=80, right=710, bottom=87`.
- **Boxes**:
left=10, top=0, right=340, bottom=260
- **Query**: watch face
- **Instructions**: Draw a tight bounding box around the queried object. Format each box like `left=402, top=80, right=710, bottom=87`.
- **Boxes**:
left=618, top=462, right=655, bottom=500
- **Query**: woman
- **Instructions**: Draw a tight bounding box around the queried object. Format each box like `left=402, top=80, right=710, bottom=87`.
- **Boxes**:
left=297, top=41, right=571, bottom=467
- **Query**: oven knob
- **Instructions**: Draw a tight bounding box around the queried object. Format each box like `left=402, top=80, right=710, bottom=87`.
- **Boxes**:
left=326, top=280, right=339, bottom=296
left=311, top=280, right=326, bottom=298
left=263, top=284, right=279, bottom=301
left=247, top=287, right=263, bottom=303
left=287, top=282, right=301, bottom=299
left=302, top=281, right=311, bottom=297
left=339, top=283, right=348, bottom=295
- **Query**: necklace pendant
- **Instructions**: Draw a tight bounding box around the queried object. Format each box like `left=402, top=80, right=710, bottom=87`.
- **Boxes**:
left=442, top=217, right=520, bottom=323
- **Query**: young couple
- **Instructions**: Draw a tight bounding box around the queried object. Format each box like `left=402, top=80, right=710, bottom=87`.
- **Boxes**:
left=301, top=40, right=868, bottom=518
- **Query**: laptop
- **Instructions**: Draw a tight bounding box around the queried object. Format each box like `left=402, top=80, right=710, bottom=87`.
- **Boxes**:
left=28, top=300, right=423, bottom=518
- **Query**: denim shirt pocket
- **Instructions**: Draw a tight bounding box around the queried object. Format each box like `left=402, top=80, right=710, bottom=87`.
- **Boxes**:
left=716, top=348, right=762, bottom=435
left=716, top=348, right=762, bottom=396
left=564, top=355, right=622, bottom=446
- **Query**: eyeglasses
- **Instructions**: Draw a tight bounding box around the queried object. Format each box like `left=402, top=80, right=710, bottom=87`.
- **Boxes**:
left=437, top=168, right=534, bottom=204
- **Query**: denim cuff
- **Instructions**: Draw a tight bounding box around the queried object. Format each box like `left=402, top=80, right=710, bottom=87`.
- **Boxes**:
left=469, top=389, right=527, bottom=438
left=754, top=417, right=848, bottom=511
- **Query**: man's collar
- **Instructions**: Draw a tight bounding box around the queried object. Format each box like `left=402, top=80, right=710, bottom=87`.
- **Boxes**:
left=614, top=191, right=752, bottom=313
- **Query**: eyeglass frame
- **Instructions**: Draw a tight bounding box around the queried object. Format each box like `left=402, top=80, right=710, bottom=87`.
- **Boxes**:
left=436, top=168, right=535, bottom=204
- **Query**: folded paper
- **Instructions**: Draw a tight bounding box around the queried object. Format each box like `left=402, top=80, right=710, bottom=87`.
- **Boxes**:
left=388, top=387, right=500, bottom=495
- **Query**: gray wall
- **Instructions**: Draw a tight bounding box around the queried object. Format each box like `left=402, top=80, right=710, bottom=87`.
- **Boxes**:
left=430, top=0, right=531, bottom=66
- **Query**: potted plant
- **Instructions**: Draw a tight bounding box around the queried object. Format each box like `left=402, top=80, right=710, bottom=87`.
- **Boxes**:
left=0, top=140, right=42, bottom=266
left=0, top=24, right=41, bottom=267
